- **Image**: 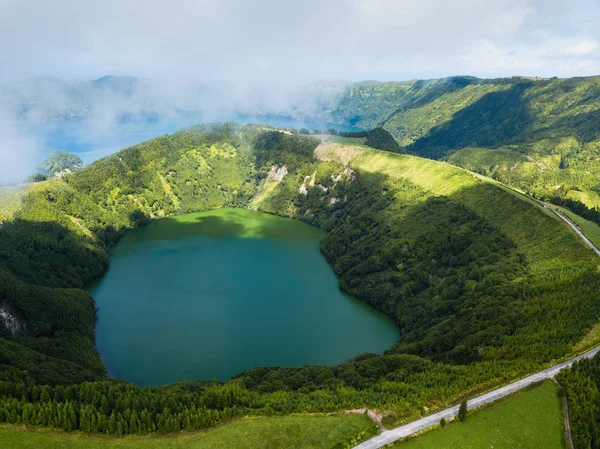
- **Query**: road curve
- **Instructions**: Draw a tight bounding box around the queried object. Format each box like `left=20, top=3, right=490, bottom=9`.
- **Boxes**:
left=354, top=346, right=600, bottom=449
left=354, top=196, right=600, bottom=449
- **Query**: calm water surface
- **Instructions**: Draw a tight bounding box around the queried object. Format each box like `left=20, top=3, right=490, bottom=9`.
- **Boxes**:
left=88, top=208, right=399, bottom=386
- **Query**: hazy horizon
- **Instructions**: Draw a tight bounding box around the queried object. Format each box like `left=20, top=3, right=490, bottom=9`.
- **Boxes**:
left=2, top=0, right=600, bottom=183
left=2, top=0, right=599, bottom=83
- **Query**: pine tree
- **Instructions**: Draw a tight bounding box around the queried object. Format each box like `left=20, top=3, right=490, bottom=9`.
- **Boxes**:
left=458, top=400, right=468, bottom=422
left=40, top=386, right=51, bottom=403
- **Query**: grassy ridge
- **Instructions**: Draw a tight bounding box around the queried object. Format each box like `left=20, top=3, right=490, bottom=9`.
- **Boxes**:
left=551, top=204, right=600, bottom=249
left=352, top=151, right=590, bottom=270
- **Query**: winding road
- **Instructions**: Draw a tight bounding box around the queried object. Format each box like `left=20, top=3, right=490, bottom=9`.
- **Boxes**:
left=354, top=188, right=600, bottom=449
left=540, top=202, right=600, bottom=256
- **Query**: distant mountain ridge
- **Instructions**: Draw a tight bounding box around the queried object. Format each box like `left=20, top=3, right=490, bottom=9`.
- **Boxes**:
left=329, top=75, right=600, bottom=211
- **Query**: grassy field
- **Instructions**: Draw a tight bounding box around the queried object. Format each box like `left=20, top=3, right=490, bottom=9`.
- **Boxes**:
left=0, top=414, right=377, bottom=449
left=393, top=381, right=565, bottom=449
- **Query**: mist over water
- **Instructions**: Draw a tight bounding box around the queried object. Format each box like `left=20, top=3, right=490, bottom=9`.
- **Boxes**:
left=0, top=77, right=361, bottom=180
left=21, top=113, right=361, bottom=165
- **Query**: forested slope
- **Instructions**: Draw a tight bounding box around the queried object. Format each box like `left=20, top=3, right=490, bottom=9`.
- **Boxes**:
left=0, top=124, right=599, bottom=436
left=330, top=76, right=600, bottom=213
left=558, top=353, right=600, bottom=449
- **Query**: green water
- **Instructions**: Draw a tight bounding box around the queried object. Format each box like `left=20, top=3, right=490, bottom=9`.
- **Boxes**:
left=88, top=208, right=400, bottom=386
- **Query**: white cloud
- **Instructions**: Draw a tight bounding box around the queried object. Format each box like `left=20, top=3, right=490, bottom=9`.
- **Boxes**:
left=563, top=39, right=599, bottom=56
left=0, top=111, right=41, bottom=184
left=1, top=0, right=598, bottom=83
left=0, top=0, right=598, bottom=182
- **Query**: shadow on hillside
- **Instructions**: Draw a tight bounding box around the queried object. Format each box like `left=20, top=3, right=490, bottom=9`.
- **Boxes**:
left=384, top=77, right=478, bottom=122
left=408, top=81, right=600, bottom=158
left=408, top=83, right=534, bottom=157
left=525, top=107, right=600, bottom=144
left=0, top=218, right=112, bottom=289
left=321, top=170, right=526, bottom=364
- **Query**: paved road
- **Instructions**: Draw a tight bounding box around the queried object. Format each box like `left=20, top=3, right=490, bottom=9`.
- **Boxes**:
left=540, top=202, right=600, bottom=256
left=354, top=194, right=600, bottom=449
left=355, top=346, right=600, bottom=449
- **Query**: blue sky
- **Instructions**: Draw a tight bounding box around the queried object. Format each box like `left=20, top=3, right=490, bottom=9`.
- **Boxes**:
left=1, top=0, right=599, bottom=83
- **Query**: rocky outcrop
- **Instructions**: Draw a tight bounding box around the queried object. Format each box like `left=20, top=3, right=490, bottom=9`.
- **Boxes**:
left=0, top=305, right=27, bottom=336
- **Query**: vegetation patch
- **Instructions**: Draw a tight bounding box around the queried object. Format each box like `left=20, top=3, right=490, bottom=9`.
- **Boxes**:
left=36, top=151, right=83, bottom=177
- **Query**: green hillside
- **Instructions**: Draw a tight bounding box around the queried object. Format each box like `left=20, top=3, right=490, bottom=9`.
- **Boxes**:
left=330, top=76, right=600, bottom=213
left=0, top=124, right=599, bottom=439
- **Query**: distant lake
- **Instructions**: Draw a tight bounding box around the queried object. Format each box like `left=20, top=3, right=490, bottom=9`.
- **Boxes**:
left=88, top=208, right=399, bottom=386
left=25, top=114, right=362, bottom=165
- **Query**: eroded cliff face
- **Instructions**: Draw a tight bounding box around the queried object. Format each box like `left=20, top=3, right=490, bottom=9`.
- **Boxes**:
left=0, top=304, right=27, bottom=337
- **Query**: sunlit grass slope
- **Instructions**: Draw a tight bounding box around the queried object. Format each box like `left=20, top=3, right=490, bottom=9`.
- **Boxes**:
left=551, top=204, right=600, bottom=249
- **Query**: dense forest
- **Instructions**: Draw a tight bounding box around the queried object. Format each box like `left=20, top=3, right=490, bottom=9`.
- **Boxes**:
left=330, top=76, right=600, bottom=217
left=558, top=354, right=600, bottom=449
left=0, top=124, right=599, bottom=435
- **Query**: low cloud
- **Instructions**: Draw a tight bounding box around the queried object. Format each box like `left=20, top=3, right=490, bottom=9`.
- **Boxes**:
left=0, top=108, right=41, bottom=184
left=563, top=40, right=599, bottom=57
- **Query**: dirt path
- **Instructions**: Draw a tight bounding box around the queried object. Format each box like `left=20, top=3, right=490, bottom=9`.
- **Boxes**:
left=344, top=409, right=387, bottom=431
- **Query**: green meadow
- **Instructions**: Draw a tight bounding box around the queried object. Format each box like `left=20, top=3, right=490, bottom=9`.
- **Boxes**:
left=394, top=381, right=565, bottom=449
left=0, top=414, right=377, bottom=449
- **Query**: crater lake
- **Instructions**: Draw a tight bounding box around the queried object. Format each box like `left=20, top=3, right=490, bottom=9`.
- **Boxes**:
left=88, top=208, right=399, bottom=386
